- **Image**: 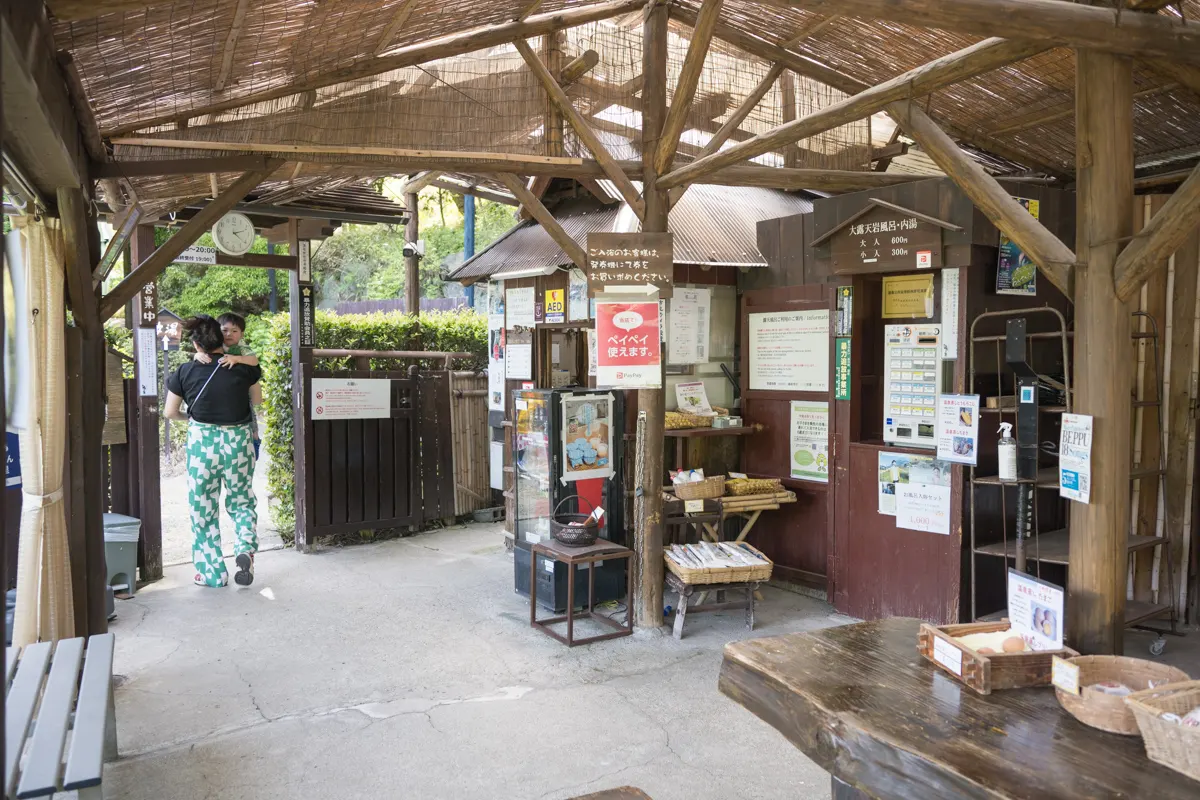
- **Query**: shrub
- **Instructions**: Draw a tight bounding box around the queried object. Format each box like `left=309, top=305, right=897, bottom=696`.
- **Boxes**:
left=261, top=309, right=487, bottom=539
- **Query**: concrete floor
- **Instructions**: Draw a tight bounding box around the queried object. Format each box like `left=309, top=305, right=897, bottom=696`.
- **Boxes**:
left=103, top=522, right=847, bottom=800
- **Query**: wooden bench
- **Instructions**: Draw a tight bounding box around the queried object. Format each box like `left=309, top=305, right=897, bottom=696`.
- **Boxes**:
left=6, top=634, right=117, bottom=799
left=666, top=571, right=759, bottom=640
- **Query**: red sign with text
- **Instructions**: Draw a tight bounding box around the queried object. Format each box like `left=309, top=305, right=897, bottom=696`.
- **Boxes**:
left=595, top=301, right=661, bottom=388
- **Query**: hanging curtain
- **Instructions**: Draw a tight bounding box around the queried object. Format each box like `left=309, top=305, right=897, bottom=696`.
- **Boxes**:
left=12, top=215, right=74, bottom=646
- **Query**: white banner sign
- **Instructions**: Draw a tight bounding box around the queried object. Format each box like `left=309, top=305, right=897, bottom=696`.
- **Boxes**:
left=941, top=267, right=960, bottom=359
left=936, top=393, right=980, bottom=465
left=136, top=327, right=158, bottom=397
left=896, top=483, right=951, bottom=535
left=506, top=330, right=533, bottom=380
left=748, top=310, right=829, bottom=392
left=568, top=268, right=589, bottom=322
left=1059, top=413, right=1093, bottom=503
left=668, top=287, right=711, bottom=365
left=487, top=314, right=505, bottom=412
left=506, top=286, right=536, bottom=328
left=298, top=240, right=311, bottom=283
left=311, top=378, right=391, bottom=420
left=175, top=245, right=218, bottom=265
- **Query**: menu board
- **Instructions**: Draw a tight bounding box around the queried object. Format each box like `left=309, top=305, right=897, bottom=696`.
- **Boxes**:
left=748, top=310, right=829, bottom=392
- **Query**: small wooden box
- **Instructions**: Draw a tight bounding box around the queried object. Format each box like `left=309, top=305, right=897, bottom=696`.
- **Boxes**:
left=917, top=621, right=1079, bottom=695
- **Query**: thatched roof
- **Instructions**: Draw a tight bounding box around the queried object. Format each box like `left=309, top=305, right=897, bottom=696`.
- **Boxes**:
left=44, top=0, right=1200, bottom=217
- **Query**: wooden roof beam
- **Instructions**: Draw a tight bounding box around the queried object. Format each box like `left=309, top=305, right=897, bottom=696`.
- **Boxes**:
left=100, top=0, right=649, bottom=137
left=214, top=0, right=250, bottom=91
left=91, top=154, right=279, bottom=178
left=403, top=171, right=444, bottom=194
left=428, top=178, right=519, bottom=206
left=1144, top=61, right=1200, bottom=102
left=494, top=173, right=587, bottom=270
left=780, top=0, right=1200, bottom=64
left=374, top=0, right=418, bottom=56
left=44, top=1, right=150, bottom=20
left=560, top=50, right=600, bottom=85
left=98, top=164, right=279, bottom=322
left=887, top=100, right=1075, bottom=297
left=514, top=38, right=646, bottom=219
left=655, top=0, right=723, bottom=175
left=518, top=175, right=553, bottom=220
left=1113, top=160, right=1200, bottom=302
left=657, top=37, right=1050, bottom=190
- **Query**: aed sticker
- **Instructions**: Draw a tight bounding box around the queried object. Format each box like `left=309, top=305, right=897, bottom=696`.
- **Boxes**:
left=1052, top=656, right=1080, bottom=695
left=1020, top=386, right=1035, bottom=404
left=916, top=250, right=933, bottom=269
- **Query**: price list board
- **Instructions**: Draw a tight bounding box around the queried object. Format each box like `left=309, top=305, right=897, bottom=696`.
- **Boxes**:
left=883, top=323, right=941, bottom=448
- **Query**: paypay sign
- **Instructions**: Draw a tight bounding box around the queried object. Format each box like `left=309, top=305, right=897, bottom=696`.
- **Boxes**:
left=883, top=324, right=943, bottom=448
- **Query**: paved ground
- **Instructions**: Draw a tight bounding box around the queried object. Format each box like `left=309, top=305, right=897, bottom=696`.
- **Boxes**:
left=159, top=447, right=284, bottom=568
left=103, top=522, right=846, bottom=800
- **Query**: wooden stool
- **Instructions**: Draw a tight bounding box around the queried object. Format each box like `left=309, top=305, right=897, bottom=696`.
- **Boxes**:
left=531, top=537, right=633, bottom=647
left=666, top=571, right=759, bottom=640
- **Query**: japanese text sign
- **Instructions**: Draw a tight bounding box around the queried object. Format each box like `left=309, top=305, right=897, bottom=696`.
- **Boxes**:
left=595, top=300, right=661, bottom=388
left=137, top=281, right=158, bottom=327
left=586, top=232, right=674, bottom=298
left=830, top=206, right=944, bottom=274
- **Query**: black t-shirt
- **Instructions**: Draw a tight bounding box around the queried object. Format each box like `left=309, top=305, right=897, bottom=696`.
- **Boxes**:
left=167, top=359, right=262, bottom=425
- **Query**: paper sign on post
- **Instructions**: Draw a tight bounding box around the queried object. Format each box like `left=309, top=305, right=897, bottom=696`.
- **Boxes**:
left=936, top=394, right=980, bottom=466
left=1059, top=413, right=1093, bottom=503
left=1008, top=569, right=1065, bottom=651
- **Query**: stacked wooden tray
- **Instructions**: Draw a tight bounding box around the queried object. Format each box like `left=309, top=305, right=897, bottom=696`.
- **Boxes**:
left=720, top=490, right=796, bottom=513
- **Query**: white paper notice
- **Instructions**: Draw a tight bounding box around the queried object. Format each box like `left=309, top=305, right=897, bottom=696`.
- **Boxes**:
left=487, top=314, right=505, bottom=412
left=506, top=331, right=533, bottom=380
left=136, top=327, right=158, bottom=397
left=175, top=244, right=218, bottom=265
left=1052, top=656, right=1080, bottom=695
left=311, top=378, right=391, bottom=420
left=1007, top=569, right=1065, bottom=651
left=668, top=287, right=711, bottom=365
left=506, top=286, right=536, bottom=328
left=932, top=635, right=963, bottom=676
left=936, top=393, right=980, bottom=465
left=587, top=328, right=597, bottom=376
left=1059, top=413, right=1093, bottom=504
left=748, top=310, right=830, bottom=392
left=896, top=483, right=951, bottom=535
left=790, top=401, right=830, bottom=483
left=941, top=268, right=960, bottom=359
left=675, top=381, right=713, bottom=416
left=489, top=441, right=504, bottom=490
left=568, top=268, right=589, bottom=322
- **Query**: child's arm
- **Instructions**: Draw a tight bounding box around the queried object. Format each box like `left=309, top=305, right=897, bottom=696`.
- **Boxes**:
left=193, top=351, right=212, bottom=364
left=219, top=353, right=259, bottom=367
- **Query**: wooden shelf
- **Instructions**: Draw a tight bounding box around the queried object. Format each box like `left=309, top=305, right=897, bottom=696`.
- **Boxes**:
left=979, top=406, right=1067, bottom=415
left=973, top=530, right=1166, bottom=566
left=1130, top=465, right=1166, bottom=480
left=664, top=426, right=757, bottom=438
left=1125, top=600, right=1172, bottom=627
left=973, top=468, right=1059, bottom=489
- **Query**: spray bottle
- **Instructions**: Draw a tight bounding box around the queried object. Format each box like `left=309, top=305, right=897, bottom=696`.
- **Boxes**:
left=998, top=423, right=1017, bottom=483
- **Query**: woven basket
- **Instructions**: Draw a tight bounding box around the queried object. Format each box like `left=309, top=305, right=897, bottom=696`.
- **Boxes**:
left=725, top=477, right=783, bottom=496
left=1055, top=655, right=1190, bottom=735
left=674, top=475, right=725, bottom=501
left=1126, top=681, right=1200, bottom=782
left=664, top=542, right=773, bottom=585
left=549, top=496, right=599, bottom=547
left=664, top=406, right=729, bottom=430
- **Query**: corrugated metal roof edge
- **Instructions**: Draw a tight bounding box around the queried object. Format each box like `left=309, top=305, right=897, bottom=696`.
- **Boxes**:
left=448, top=218, right=536, bottom=284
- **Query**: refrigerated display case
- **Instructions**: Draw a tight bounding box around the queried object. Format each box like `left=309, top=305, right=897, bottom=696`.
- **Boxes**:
left=512, top=388, right=627, bottom=611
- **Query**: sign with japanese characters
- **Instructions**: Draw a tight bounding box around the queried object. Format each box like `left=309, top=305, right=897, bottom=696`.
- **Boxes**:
left=136, top=281, right=158, bottom=327
left=831, top=206, right=944, bottom=274
left=156, top=311, right=182, bottom=351
left=1059, top=413, right=1093, bottom=504
left=311, top=378, right=391, bottom=420
left=748, top=310, right=829, bottom=392
left=834, top=337, right=851, bottom=400
left=544, top=289, right=565, bottom=324
left=586, top=232, right=674, bottom=298
left=595, top=300, right=661, bottom=388
left=175, top=244, right=218, bottom=265
left=299, top=285, right=315, bottom=348
left=790, top=401, right=829, bottom=483
left=1008, top=569, right=1065, bottom=651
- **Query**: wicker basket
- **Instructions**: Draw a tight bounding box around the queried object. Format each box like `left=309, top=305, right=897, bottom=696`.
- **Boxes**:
left=1126, top=681, right=1200, bottom=782
left=549, top=496, right=599, bottom=547
left=664, top=406, right=729, bottom=430
left=664, top=542, right=773, bottom=585
left=725, top=477, right=783, bottom=496
left=674, top=475, right=726, bottom=501
left=1055, top=655, right=1190, bottom=735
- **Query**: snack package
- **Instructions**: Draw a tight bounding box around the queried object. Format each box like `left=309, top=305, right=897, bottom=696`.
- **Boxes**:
left=1089, top=681, right=1133, bottom=697
left=1182, top=707, right=1200, bottom=728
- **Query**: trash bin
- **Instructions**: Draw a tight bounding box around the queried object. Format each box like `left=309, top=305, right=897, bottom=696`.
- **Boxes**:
left=103, top=513, right=141, bottom=596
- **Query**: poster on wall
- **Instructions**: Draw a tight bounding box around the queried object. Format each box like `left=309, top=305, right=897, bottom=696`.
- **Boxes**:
left=595, top=301, right=661, bottom=389
left=941, top=268, right=960, bottom=359
left=675, top=381, right=714, bottom=416
left=896, top=483, right=952, bottom=535
left=878, top=451, right=950, bottom=519
left=748, top=310, right=829, bottom=392
left=487, top=314, right=506, bottom=412
left=936, top=393, right=980, bottom=465
left=1059, top=413, right=1093, bottom=503
left=506, top=330, right=533, bottom=380
left=568, top=269, right=589, bottom=321
left=1008, top=569, right=1065, bottom=651
left=506, top=286, right=536, bottom=328
left=996, top=198, right=1040, bottom=296
left=561, top=393, right=615, bottom=483
left=790, top=401, right=829, bottom=483
left=882, top=274, right=935, bottom=319
left=136, top=327, right=158, bottom=397
left=668, top=287, right=711, bottom=365
left=489, top=280, right=505, bottom=315
left=545, top=289, right=565, bottom=324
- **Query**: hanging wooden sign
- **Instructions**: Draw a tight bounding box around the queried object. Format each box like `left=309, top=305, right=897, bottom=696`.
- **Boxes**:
left=586, top=232, right=674, bottom=298
left=826, top=203, right=949, bottom=275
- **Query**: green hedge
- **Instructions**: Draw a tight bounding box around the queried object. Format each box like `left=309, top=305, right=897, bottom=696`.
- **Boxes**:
left=261, top=309, right=487, bottom=539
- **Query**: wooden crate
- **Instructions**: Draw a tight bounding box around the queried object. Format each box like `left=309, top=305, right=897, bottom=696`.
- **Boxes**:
left=917, top=621, right=1079, bottom=695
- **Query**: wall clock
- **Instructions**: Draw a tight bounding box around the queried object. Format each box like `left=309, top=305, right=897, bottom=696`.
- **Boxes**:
left=212, top=211, right=256, bottom=256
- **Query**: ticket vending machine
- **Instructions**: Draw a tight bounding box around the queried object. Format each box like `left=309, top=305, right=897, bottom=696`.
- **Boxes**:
left=883, top=323, right=943, bottom=449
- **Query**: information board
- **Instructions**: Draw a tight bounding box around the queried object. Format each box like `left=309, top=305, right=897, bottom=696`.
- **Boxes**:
left=311, top=378, right=391, bottom=420
left=748, top=310, right=829, bottom=392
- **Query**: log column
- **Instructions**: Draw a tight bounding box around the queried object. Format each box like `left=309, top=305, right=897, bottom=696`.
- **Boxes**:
left=1068, top=50, right=1134, bottom=654
left=634, top=0, right=668, bottom=630
left=405, top=192, right=420, bottom=317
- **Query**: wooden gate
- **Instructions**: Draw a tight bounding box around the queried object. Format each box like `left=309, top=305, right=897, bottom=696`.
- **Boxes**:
left=304, top=367, right=454, bottom=537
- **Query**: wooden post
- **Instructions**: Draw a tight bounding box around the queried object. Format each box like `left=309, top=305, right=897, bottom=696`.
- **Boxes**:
left=1069, top=49, right=1134, bottom=655
left=779, top=70, right=798, bottom=169
left=288, top=219, right=314, bottom=552
left=635, top=0, right=668, bottom=631
left=131, top=224, right=163, bottom=583
left=405, top=192, right=420, bottom=316
left=543, top=30, right=565, bottom=158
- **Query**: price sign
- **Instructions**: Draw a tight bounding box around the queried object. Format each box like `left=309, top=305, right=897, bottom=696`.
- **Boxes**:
left=1052, top=656, right=1080, bottom=695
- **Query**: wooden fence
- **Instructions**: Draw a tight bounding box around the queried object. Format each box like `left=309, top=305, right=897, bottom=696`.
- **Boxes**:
left=449, top=371, right=491, bottom=517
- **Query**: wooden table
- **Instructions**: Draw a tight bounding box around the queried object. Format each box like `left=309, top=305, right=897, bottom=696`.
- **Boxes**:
left=530, top=537, right=633, bottom=647
left=663, top=425, right=757, bottom=471
left=719, top=617, right=1196, bottom=800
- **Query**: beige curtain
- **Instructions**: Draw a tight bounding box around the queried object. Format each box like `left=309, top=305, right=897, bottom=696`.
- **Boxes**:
left=12, top=216, right=74, bottom=646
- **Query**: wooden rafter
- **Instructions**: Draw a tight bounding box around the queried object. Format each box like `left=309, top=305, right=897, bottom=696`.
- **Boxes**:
left=1144, top=60, right=1200, bottom=101
left=518, top=176, right=553, bottom=220
left=887, top=100, right=1075, bottom=296
left=403, top=171, right=444, bottom=194
left=494, top=173, right=587, bottom=270
left=782, top=14, right=838, bottom=47
left=655, top=0, right=723, bottom=174
left=560, top=50, right=601, bottom=85
left=781, top=0, right=1200, bottom=64
left=100, top=0, right=649, bottom=137
left=578, top=177, right=619, bottom=204
left=91, top=155, right=278, bottom=178
left=214, top=0, right=250, bottom=91
left=1113, top=161, right=1200, bottom=302
left=519, top=0, right=547, bottom=21
left=428, top=178, right=519, bottom=206
left=44, top=0, right=149, bottom=20
left=989, top=83, right=1177, bottom=137
left=374, top=0, right=418, bottom=56
left=656, top=37, right=1050, bottom=191
left=98, top=165, right=279, bottom=322
left=514, top=38, right=646, bottom=219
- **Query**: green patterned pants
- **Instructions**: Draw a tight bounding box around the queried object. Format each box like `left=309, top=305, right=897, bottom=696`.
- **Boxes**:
left=187, top=421, right=258, bottom=586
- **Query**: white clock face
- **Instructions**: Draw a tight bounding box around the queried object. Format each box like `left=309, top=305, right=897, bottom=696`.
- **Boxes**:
left=212, top=212, right=255, bottom=256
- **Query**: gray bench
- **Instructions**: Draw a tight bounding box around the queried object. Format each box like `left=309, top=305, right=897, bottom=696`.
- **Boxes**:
left=6, top=634, right=117, bottom=799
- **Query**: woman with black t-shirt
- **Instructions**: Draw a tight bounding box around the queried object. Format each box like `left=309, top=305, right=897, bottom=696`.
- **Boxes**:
left=164, top=315, right=262, bottom=588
